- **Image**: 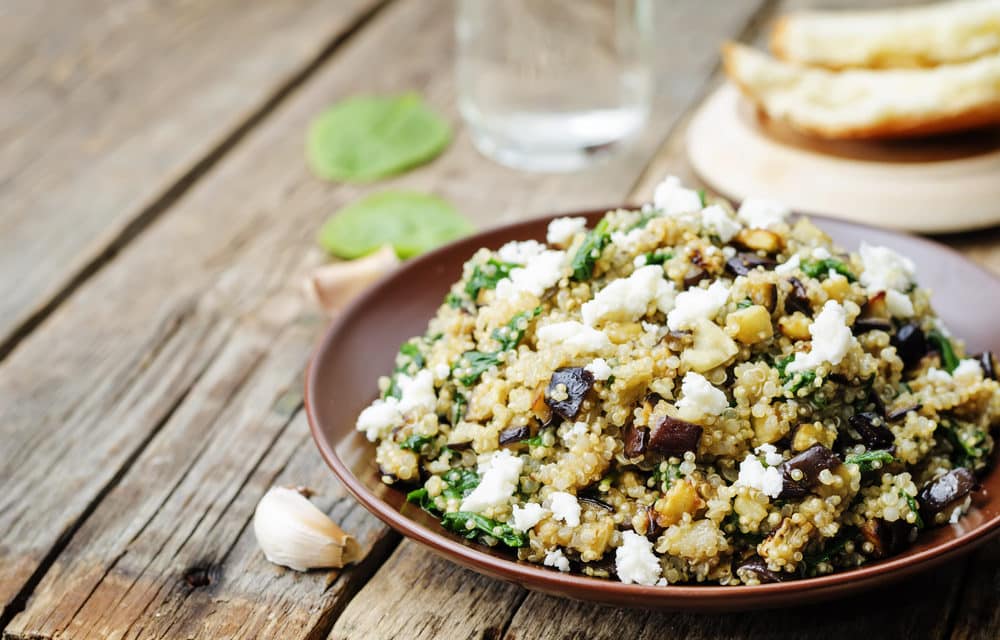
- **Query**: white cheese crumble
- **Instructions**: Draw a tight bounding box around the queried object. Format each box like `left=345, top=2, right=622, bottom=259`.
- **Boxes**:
left=774, top=253, right=801, bottom=275
left=495, top=249, right=566, bottom=301
left=735, top=452, right=784, bottom=498
left=397, top=369, right=437, bottom=414
left=653, top=175, right=704, bottom=215
left=496, top=240, right=545, bottom=264
left=356, top=397, right=403, bottom=442
left=676, top=372, right=729, bottom=417
left=633, top=254, right=648, bottom=267
left=786, top=300, right=855, bottom=374
left=581, top=265, right=676, bottom=326
left=543, top=548, right=571, bottom=572
left=811, top=247, right=831, bottom=260
left=546, top=217, right=587, bottom=247
left=615, top=531, right=662, bottom=585
left=736, top=197, right=789, bottom=229
left=585, top=358, right=613, bottom=381
left=548, top=491, right=581, bottom=527
left=885, top=289, right=915, bottom=318
left=701, top=204, right=742, bottom=242
left=953, top=359, right=983, bottom=385
left=666, top=281, right=731, bottom=331
left=536, top=321, right=611, bottom=354
left=755, top=443, right=784, bottom=466
left=859, top=243, right=916, bottom=293
left=610, top=228, right=646, bottom=253
left=926, top=367, right=953, bottom=384
left=433, top=363, right=451, bottom=380
left=460, top=450, right=523, bottom=513
left=511, top=503, right=548, bottom=532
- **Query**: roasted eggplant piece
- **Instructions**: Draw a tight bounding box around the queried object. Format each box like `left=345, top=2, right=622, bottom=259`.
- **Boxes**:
left=623, top=423, right=650, bottom=458
left=848, top=412, right=895, bottom=450
left=784, top=277, right=812, bottom=315
left=860, top=518, right=917, bottom=558
left=725, top=252, right=776, bottom=276
left=918, top=468, right=977, bottom=522
left=853, top=317, right=893, bottom=334
left=498, top=425, right=531, bottom=446
left=683, top=266, right=709, bottom=288
left=649, top=416, right=703, bottom=456
left=891, top=323, right=928, bottom=369
left=545, top=367, right=594, bottom=421
left=736, top=556, right=785, bottom=583
left=886, top=404, right=921, bottom=422
left=777, top=444, right=841, bottom=499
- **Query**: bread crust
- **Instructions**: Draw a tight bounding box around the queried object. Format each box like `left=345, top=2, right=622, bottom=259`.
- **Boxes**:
left=722, top=43, right=1000, bottom=141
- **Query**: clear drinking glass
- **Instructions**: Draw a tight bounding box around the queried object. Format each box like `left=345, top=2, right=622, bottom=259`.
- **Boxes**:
left=455, top=0, right=654, bottom=172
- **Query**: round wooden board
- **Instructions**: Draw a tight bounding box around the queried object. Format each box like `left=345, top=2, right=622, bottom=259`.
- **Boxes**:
left=686, top=83, right=1000, bottom=234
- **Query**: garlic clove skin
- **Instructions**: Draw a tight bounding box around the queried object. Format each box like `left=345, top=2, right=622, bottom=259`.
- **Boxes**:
left=253, top=486, right=361, bottom=572
left=303, top=244, right=400, bottom=315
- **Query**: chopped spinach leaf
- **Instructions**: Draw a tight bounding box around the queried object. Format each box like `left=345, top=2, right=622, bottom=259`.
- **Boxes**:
left=400, top=434, right=435, bottom=451
left=398, top=342, right=425, bottom=369
left=845, top=449, right=895, bottom=472
left=801, top=258, right=856, bottom=282
left=450, top=392, right=467, bottom=425
left=570, top=218, right=611, bottom=281
left=492, top=306, right=542, bottom=351
left=736, top=298, right=753, bottom=309
left=453, top=350, right=502, bottom=386
left=927, top=329, right=959, bottom=373
left=652, top=462, right=682, bottom=492
left=900, top=491, right=924, bottom=528
left=465, top=258, right=517, bottom=300
left=642, top=250, right=673, bottom=265
left=406, top=487, right=439, bottom=514
left=441, top=468, right=480, bottom=500
left=445, top=292, right=465, bottom=308
left=441, top=511, right=528, bottom=548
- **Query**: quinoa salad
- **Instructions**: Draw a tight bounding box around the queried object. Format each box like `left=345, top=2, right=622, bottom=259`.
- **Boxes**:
left=354, top=176, right=1000, bottom=586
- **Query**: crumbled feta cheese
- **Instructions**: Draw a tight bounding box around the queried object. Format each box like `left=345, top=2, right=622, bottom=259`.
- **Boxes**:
left=786, top=301, right=855, bottom=373
left=460, top=450, right=524, bottom=513
left=536, top=321, right=611, bottom=354
left=811, top=247, right=831, bottom=260
left=885, top=289, right=915, bottom=318
left=433, top=363, right=451, bottom=380
left=397, top=369, right=437, bottom=413
left=701, top=204, right=742, bottom=242
left=736, top=197, right=789, bottom=229
left=953, top=359, right=983, bottom=385
left=859, top=243, right=916, bottom=293
left=544, top=548, right=571, bottom=572
left=755, top=443, right=784, bottom=466
left=653, top=175, right=703, bottom=215
left=656, top=578, right=668, bottom=586
left=496, top=240, right=545, bottom=264
left=495, top=249, right=566, bottom=301
left=926, top=367, right=952, bottom=384
left=615, top=531, right=662, bottom=585
left=355, top=397, right=403, bottom=441
left=633, top=254, right=648, bottom=268
left=774, top=253, right=801, bottom=275
left=610, top=228, right=646, bottom=253
left=676, top=372, right=729, bottom=417
left=581, top=265, right=676, bottom=326
left=548, top=491, right=581, bottom=527
left=948, top=505, right=964, bottom=524
left=735, top=453, right=784, bottom=498
left=511, top=503, right=548, bottom=532
left=666, top=281, right=730, bottom=331
left=585, top=358, right=613, bottom=381
left=546, top=217, right=587, bottom=247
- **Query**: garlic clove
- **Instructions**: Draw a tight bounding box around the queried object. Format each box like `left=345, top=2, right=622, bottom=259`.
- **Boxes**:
left=253, top=486, right=361, bottom=571
left=303, top=244, right=400, bottom=315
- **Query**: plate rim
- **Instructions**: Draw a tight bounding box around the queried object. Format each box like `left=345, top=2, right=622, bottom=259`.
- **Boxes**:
left=306, top=207, right=1000, bottom=609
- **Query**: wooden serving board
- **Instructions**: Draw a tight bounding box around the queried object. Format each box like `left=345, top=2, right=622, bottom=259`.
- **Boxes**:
left=686, top=83, right=1000, bottom=234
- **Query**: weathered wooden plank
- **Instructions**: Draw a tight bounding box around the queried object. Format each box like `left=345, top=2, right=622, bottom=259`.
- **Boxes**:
left=331, top=541, right=526, bottom=640
left=0, top=0, right=763, bottom=635
left=0, top=0, right=383, bottom=356
left=945, top=538, right=1000, bottom=640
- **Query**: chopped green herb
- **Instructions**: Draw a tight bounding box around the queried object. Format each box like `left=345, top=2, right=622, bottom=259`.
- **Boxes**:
left=570, top=218, right=611, bottom=281
left=900, top=491, right=924, bottom=529
left=736, top=298, right=754, bottom=309
left=441, top=467, right=480, bottom=500
left=405, top=487, right=438, bottom=514
left=445, top=292, right=464, bottom=309
left=697, top=188, right=707, bottom=207
left=941, top=422, right=986, bottom=467
left=845, top=449, right=895, bottom=472
left=453, top=350, right=502, bottom=386
left=440, top=512, right=528, bottom=548
left=398, top=342, right=425, bottom=369
left=927, top=329, right=959, bottom=373
left=801, top=258, right=856, bottom=282
left=652, top=462, right=682, bottom=492
left=787, top=370, right=817, bottom=394
left=465, top=258, right=518, bottom=301
left=450, top=392, right=467, bottom=425
left=642, top=250, right=673, bottom=265
left=399, top=434, right=435, bottom=451
left=492, top=306, right=542, bottom=350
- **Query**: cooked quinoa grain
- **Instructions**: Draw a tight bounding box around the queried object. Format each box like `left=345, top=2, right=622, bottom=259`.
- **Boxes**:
left=357, top=176, right=1000, bottom=585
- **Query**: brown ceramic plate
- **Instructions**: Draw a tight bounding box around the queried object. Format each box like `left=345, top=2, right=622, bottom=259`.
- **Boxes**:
left=306, top=209, right=1000, bottom=612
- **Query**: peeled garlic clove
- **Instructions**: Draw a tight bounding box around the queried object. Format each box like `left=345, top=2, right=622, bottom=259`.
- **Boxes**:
left=303, top=244, right=400, bottom=315
left=253, top=486, right=361, bottom=571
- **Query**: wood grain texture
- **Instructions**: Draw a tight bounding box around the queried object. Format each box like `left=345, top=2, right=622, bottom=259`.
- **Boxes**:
left=0, top=0, right=383, bottom=355
left=330, top=541, right=526, bottom=640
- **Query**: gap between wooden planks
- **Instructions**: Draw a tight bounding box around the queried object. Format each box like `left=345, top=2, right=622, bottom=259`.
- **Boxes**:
left=0, top=0, right=389, bottom=361
left=1, top=0, right=766, bottom=636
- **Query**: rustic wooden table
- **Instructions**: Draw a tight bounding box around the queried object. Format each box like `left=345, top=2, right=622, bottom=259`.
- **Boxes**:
left=2, top=1, right=998, bottom=638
